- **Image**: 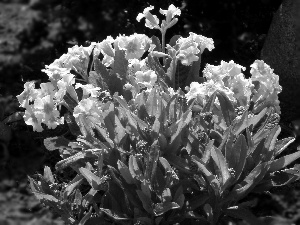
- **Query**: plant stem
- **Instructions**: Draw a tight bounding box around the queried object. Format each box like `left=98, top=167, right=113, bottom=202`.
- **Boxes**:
left=162, top=30, right=166, bottom=65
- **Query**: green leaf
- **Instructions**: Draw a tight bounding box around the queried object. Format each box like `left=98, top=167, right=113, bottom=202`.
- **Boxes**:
left=129, top=155, right=145, bottom=181
left=63, top=87, right=79, bottom=110
left=165, top=154, right=193, bottom=174
left=99, top=208, right=130, bottom=221
left=154, top=202, right=180, bottom=216
left=146, top=88, right=162, bottom=117
left=165, top=110, right=192, bottom=154
left=117, top=160, right=135, bottom=184
left=159, top=157, right=172, bottom=172
left=63, top=174, right=84, bottom=199
left=173, top=186, right=185, bottom=208
left=43, top=166, right=55, bottom=183
left=136, top=190, right=153, bottom=214
left=216, top=90, right=236, bottom=127
left=2, top=111, right=24, bottom=124
left=169, top=35, right=181, bottom=47
left=202, top=139, right=214, bottom=164
left=211, top=146, right=231, bottom=186
left=64, top=112, right=82, bottom=136
left=113, top=48, right=128, bottom=78
left=92, top=59, right=110, bottom=90
left=78, top=206, right=93, bottom=225
left=145, top=144, right=160, bottom=183
left=151, top=35, right=161, bottom=52
left=191, top=156, right=220, bottom=195
left=269, top=151, right=300, bottom=173
left=79, top=167, right=105, bottom=191
left=274, top=137, right=295, bottom=156
left=187, top=194, right=209, bottom=211
left=230, top=162, right=270, bottom=201
left=44, top=136, right=71, bottom=151
left=225, top=206, right=264, bottom=225
left=202, top=91, right=217, bottom=113
left=166, top=58, right=177, bottom=88
left=231, top=135, right=248, bottom=184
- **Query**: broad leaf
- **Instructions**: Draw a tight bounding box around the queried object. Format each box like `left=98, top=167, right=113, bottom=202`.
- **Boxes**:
left=44, top=136, right=71, bottom=151
left=117, top=160, right=135, bottom=184
left=269, top=151, right=300, bottom=173
left=154, top=202, right=180, bottom=216
left=129, top=155, right=145, bottom=181
left=145, top=144, right=160, bottom=183
left=136, top=190, right=153, bottom=214
left=211, top=146, right=231, bottom=186
left=225, top=206, right=264, bottom=225
left=216, top=90, right=236, bottom=127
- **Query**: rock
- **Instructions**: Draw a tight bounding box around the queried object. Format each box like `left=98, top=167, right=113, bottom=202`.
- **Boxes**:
left=261, top=0, right=300, bottom=123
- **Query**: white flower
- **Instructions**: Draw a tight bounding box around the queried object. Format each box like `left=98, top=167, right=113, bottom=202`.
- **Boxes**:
left=228, top=74, right=253, bottom=107
left=135, top=70, right=157, bottom=89
left=37, top=82, right=56, bottom=98
left=188, top=32, right=214, bottom=53
left=73, top=98, right=103, bottom=129
left=75, top=83, right=100, bottom=99
left=203, top=61, right=246, bottom=86
left=49, top=45, right=93, bottom=81
left=34, top=95, right=63, bottom=129
left=55, top=73, right=76, bottom=102
left=177, top=45, right=200, bottom=66
left=128, top=58, right=148, bottom=75
left=23, top=104, right=43, bottom=132
left=136, top=5, right=160, bottom=30
left=185, top=80, right=236, bottom=106
left=159, top=4, right=181, bottom=24
left=17, top=81, right=38, bottom=108
left=250, top=60, right=282, bottom=113
left=115, top=34, right=152, bottom=60
left=95, top=36, right=115, bottom=67
left=42, top=65, right=71, bottom=88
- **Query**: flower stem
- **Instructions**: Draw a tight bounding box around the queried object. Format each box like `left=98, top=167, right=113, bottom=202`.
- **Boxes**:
left=162, top=31, right=166, bottom=65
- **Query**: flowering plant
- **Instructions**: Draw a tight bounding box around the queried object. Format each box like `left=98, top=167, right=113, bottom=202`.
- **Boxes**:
left=17, top=4, right=300, bottom=225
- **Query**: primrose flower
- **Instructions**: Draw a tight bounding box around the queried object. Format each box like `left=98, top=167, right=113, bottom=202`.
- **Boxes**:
left=37, top=82, right=56, bottom=98
left=49, top=45, right=93, bottom=81
left=95, top=36, right=115, bottom=67
left=185, top=80, right=235, bottom=106
left=128, top=58, right=148, bottom=75
left=34, top=95, right=63, bottom=129
left=250, top=60, right=282, bottom=113
left=55, top=73, right=76, bottom=102
left=177, top=45, right=200, bottom=66
left=73, top=97, right=103, bottom=129
left=23, top=104, right=43, bottom=132
left=203, top=61, right=246, bottom=86
left=75, top=83, right=101, bottom=99
left=188, top=32, right=214, bottom=53
left=42, top=66, right=71, bottom=88
left=16, top=81, right=38, bottom=108
left=227, top=74, right=253, bottom=107
left=160, top=4, right=181, bottom=31
left=135, top=70, right=157, bottom=89
left=115, top=34, right=152, bottom=60
left=136, top=5, right=160, bottom=30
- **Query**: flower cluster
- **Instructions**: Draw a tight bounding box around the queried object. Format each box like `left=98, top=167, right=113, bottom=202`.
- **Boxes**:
left=186, top=60, right=281, bottom=114
left=137, top=4, right=181, bottom=33
left=17, top=3, right=282, bottom=135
